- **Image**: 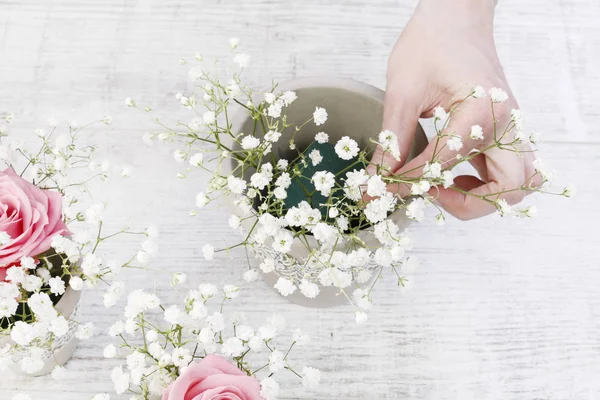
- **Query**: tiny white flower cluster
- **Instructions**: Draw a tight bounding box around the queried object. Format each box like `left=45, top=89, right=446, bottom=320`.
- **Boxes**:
left=0, top=117, right=156, bottom=377
left=105, top=281, right=319, bottom=399
left=132, top=44, right=572, bottom=324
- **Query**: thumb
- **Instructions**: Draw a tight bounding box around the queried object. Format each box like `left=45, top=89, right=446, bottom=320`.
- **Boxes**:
left=368, top=89, right=419, bottom=175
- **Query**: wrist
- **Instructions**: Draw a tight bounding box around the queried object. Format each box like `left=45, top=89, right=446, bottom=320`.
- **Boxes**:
left=416, top=0, right=496, bottom=31
left=418, top=0, right=496, bottom=16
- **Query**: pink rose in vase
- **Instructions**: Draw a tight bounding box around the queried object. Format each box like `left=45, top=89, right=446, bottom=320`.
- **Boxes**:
left=0, top=168, right=69, bottom=281
left=162, top=355, right=264, bottom=400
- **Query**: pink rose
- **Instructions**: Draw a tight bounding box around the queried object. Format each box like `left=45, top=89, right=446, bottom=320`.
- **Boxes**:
left=0, top=168, right=69, bottom=281
left=162, top=355, right=264, bottom=400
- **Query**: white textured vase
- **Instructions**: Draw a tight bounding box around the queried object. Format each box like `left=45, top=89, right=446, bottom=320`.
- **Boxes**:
left=1, top=287, right=82, bottom=376
left=226, top=77, right=428, bottom=308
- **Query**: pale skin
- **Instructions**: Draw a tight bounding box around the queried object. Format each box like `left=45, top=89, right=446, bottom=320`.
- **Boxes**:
left=372, top=0, right=541, bottom=220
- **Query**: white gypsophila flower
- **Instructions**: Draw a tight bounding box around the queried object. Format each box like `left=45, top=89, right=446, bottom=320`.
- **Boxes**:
left=202, top=111, right=216, bottom=125
left=85, top=203, right=104, bottom=224
left=343, top=169, right=369, bottom=201
left=202, top=243, right=215, bottom=260
left=267, top=102, right=283, bottom=118
left=352, top=288, right=373, bottom=310
left=328, top=207, right=339, bottom=219
left=0, top=297, right=18, bottom=319
left=19, top=256, right=35, bottom=270
left=433, top=106, right=449, bottom=126
left=470, top=125, right=484, bottom=140
left=563, top=184, right=576, bottom=198
left=6, top=266, right=25, bottom=284
left=235, top=325, right=254, bottom=341
left=146, top=329, right=159, bottom=343
left=314, top=131, right=329, bottom=144
left=207, top=312, right=225, bottom=332
left=280, top=90, right=297, bottom=106
left=120, top=165, right=133, bottom=178
left=313, top=107, right=328, bottom=126
left=229, top=37, right=240, bottom=49
left=108, top=321, right=124, bottom=337
left=124, top=290, right=160, bottom=319
left=489, top=87, right=508, bottom=103
left=28, top=292, right=57, bottom=321
left=264, top=92, right=276, bottom=104
left=275, top=172, right=291, bottom=189
left=241, top=135, right=260, bottom=150
left=188, top=153, right=204, bottom=167
left=264, top=130, right=282, bottom=143
left=171, top=272, right=187, bottom=287
left=411, top=180, right=431, bottom=196
left=532, top=159, right=554, bottom=182
left=312, top=171, right=335, bottom=197
left=172, top=347, right=192, bottom=369
left=164, top=305, right=183, bottom=325
left=227, top=175, right=247, bottom=194
left=441, top=170, right=454, bottom=189
left=364, top=192, right=396, bottom=224
left=406, top=197, right=426, bottom=222
left=268, top=350, right=285, bottom=373
left=243, top=269, right=259, bottom=282
left=0, top=231, right=12, bottom=246
left=309, top=149, right=323, bottom=166
left=334, top=136, right=359, bottom=160
left=273, top=187, right=287, bottom=200
left=196, top=192, right=210, bottom=208
left=76, top=322, right=95, bottom=340
left=104, top=344, right=117, bottom=358
left=233, top=53, right=250, bottom=68
left=435, top=213, right=446, bottom=226
left=199, top=283, right=218, bottom=299
left=366, top=175, right=387, bottom=197
left=21, top=274, right=42, bottom=292
left=473, top=85, right=487, bottom=98
left=302, top=366, right=321, bottom=388
left=112, top=365, right=130, bottom=394
left=49, top=316, right=69, bottom=337
left=228, top=215, right=241, bottom=230
left=223, top=284, right=240, bottom=299
left=298, top=279, right=320, bottom=299
left=222, top=337, right=246, bottom=358
left=378, top=129, right=401, bottom=161
left=259, top=258, right=275, bottom=273
left=274, top=277, right=296, bottom=296
left=447, top=135, right=463, bottom=152
left=260, top=377, right=280, bottom=400
left=374, top=248, right=393, bottom=267
left=70, top=276, right=84, bottom=291
left=496, top=199, right=513, bottom=216
left=312, top=222, right=336, bottom=245
left=355, top=310, right=368, bottom=324
left=48, top=276, right=66, bottom=295
left=423, top=162, right=441, bottom=179
left=102, top=281, right=125, bottom=308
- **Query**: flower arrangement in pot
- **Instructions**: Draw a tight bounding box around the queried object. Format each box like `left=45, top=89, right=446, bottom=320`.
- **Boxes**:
left=0, top=114, right=157, bottom=377
left=101, top=278, right=319, bottom=400
left=133, top=40, right=572, bottom=322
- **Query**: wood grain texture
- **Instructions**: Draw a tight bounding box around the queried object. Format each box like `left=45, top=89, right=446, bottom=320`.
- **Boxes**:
left=0, top=0, right=598, bottom=399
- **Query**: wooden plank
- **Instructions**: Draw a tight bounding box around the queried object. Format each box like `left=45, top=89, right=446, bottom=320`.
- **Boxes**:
left=1, top=0, right=598, bottom=398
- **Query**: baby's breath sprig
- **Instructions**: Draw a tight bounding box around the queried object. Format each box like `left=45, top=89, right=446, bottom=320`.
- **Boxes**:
left=104, top=281, right=319, bottom=400
left=0, top=117, right=158, bottom=378
left=133, top=40, right=571, bottom=325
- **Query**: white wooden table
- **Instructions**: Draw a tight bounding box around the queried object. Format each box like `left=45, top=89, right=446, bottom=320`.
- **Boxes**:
left=1, top=1, right=599, bottom=399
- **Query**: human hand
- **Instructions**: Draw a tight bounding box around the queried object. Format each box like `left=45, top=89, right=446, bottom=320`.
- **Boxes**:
left=371, top=0, right=540, bottom=220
